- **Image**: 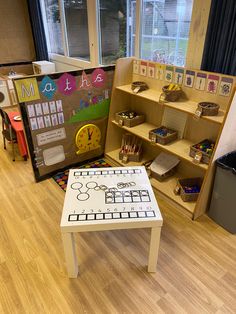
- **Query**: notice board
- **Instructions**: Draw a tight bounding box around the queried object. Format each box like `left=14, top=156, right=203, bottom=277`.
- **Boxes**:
left=14, top=65, right=115, bottom=181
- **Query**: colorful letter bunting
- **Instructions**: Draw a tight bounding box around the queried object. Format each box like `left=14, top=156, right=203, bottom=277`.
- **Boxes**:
left=91, top=68, right=106, bottom=88
left=15, top=78, right=40, bottom=103
left=40, top=76, right=57, bottom=100
left=58, top=73, right=76, bottom=96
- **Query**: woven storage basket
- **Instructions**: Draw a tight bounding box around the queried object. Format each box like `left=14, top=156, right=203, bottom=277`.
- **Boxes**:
left=161, top=85, right=182, bottom=102
left=131, top=81, right=148, bottom=92
left=189, top=139, right=215, bottom=164
left=197, top=102, right=219, bottom=116
left=149, top=126, right=177, bottom=145
left=176, top=177, right=203, bottom=202
left=115, top=110, right=145, bottom=127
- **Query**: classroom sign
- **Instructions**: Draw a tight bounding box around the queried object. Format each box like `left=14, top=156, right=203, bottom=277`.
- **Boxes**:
left=14, top=65, right=115, bottom=182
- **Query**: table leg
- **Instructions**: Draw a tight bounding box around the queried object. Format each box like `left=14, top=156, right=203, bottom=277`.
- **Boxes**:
left=148, top=227, right=161, bottom=272
left=61, top=232, right=79, bottom=278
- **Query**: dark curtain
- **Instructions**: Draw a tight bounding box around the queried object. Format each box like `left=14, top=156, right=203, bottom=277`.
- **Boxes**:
left=201, top=0, right=236, bottom=75
left=27, top=0, right=48, bottom=61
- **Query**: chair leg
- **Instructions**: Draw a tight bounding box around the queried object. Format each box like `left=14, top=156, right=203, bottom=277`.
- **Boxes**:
left=3, top=136, right=6, bottom=149
left=12, top=141, right=15, bottom=161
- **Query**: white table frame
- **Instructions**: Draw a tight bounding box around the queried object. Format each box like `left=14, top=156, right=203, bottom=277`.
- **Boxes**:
left=60, top=166, right=162, bottom=278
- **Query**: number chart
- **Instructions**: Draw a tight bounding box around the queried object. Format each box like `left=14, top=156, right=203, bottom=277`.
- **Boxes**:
left=61, top=166, right=162, bottom=229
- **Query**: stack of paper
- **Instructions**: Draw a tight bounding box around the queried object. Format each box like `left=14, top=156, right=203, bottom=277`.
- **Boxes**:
left=150, top=152, right=180, bottom=176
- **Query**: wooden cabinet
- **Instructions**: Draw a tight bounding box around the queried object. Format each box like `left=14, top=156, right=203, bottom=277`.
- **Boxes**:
left=105, top=57, right=236, bottom=219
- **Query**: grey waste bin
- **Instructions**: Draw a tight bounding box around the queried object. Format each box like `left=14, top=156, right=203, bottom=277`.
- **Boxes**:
left=208, top=151, right=236, bottom=233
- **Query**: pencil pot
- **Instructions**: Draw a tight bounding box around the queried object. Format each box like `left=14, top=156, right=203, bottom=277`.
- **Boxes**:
left=119, top=150, right=142, bottom=163
left=119, top=133, right=142, bottom=163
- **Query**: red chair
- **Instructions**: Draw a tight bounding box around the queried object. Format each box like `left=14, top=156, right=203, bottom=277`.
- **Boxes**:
left=0, top=108, right=17, bottom=161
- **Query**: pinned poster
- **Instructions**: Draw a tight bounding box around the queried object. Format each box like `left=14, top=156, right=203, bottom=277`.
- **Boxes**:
left=156, top=64, right=165, bottom=80
left=207, top=74, right=219, bottom=94
left=39, top=76, right=57, bottom=100
left=219, top=77, right=233, bottom=96
left=147, top=63, right=155, bottom=78
left=184, top=70, right=195, bottom=88
left=165, top=66, right=174, bottom=82
left=140, top=61, right=147, bottom=76
left=78, top=71, right=92, bottom=90
left=14, top=78, right=40, bottom=102
left=57, top=73, right=76, bottom=96
left=133, top=60, right=140, bottom=74
left=174, top=68, right=184, bottom=85
left=195, top=72, right=207, bottom=91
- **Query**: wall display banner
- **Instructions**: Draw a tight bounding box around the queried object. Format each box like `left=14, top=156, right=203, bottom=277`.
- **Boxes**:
left=207, top=74, right=219, bottom=94
left=140, top=61, right=147, bottom=76
left=165, top=66, right=174, bottom=82
left=174, top=68, right=184, bottom=85
left=147, top=63, right=155, bottom=78
left=14, top=65, right=115, bottom=182
left=195, top=72, right=207, bottom=91
left=184, top=70, right=195, bottom=88
left=219, top=77, right=233, bottom=97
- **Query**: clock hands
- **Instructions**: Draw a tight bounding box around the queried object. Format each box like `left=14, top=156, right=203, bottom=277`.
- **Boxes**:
left=87, top=128, right=93, bottom=140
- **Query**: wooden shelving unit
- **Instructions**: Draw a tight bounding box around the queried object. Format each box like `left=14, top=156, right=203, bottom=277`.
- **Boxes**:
left=105, top=57, right=236, bottom=219
left=116, top=84, right=225, bottom=124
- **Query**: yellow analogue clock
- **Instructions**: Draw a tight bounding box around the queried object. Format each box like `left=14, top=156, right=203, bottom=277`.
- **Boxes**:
left=75, top=124, right=101, bottom=155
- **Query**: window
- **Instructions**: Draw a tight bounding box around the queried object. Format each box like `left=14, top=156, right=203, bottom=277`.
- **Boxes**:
left=43, top=0, right=64, bottom=55
left=63, top=0, right=90, bottom=61
left=98, top=0, right=135, bottom=65
left=40, top=0, right=193, bottom=68
left=140, top=0, right=193, bottom=66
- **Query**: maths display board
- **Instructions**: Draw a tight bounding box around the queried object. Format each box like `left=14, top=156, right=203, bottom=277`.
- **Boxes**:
left=14, top=65, right=115, bottom=182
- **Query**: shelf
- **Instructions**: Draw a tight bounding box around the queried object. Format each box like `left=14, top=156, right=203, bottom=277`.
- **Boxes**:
left=105, top=150, right=196, bottom=215
left=116, top=84, right=225, bottom=124
left=112, top=120, right=208, bottom=171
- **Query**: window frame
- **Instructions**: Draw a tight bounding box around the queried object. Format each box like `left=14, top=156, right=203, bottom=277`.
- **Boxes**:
left=40, top=0, right=203, bottom=69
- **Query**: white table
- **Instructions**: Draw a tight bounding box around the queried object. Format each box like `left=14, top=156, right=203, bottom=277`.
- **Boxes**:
left=60, top=166, right=163, bottom=278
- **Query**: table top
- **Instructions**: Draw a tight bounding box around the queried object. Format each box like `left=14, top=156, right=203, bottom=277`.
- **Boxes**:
left=61, top=166, right=163, bottom=232
left=8, top=111, right=23, bottom=132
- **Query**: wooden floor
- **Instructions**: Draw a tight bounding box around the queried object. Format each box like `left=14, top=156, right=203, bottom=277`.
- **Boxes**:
left=0, top=140, right=236, bottom=314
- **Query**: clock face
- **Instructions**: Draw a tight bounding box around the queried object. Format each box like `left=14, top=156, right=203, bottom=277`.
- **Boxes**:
left=75, top=124, right=101, bottom=155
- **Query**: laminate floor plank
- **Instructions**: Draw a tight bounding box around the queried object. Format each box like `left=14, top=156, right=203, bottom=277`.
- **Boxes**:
left=0, top=135, right=236, bottom=313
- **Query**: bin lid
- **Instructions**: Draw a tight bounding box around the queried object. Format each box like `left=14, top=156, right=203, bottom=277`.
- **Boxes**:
left=217, top=150, right=236, bottom=175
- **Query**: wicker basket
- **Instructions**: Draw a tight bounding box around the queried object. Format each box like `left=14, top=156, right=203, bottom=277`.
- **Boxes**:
left=131, top=81, right=148, bottom=93
left=197, top=102, right=219, bottom=116
left=176, top=177, right=203, bottom=202
left=115, top=110, right=145, bottom=127
left=149, top=126, right=177, bottom=145
left=189, top=139, right=215, bottom=164
left=160, top=85, right=182, bottom=102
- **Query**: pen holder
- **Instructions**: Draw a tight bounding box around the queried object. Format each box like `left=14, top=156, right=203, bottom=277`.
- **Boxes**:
left=119, top=133, right=142, bottom=163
